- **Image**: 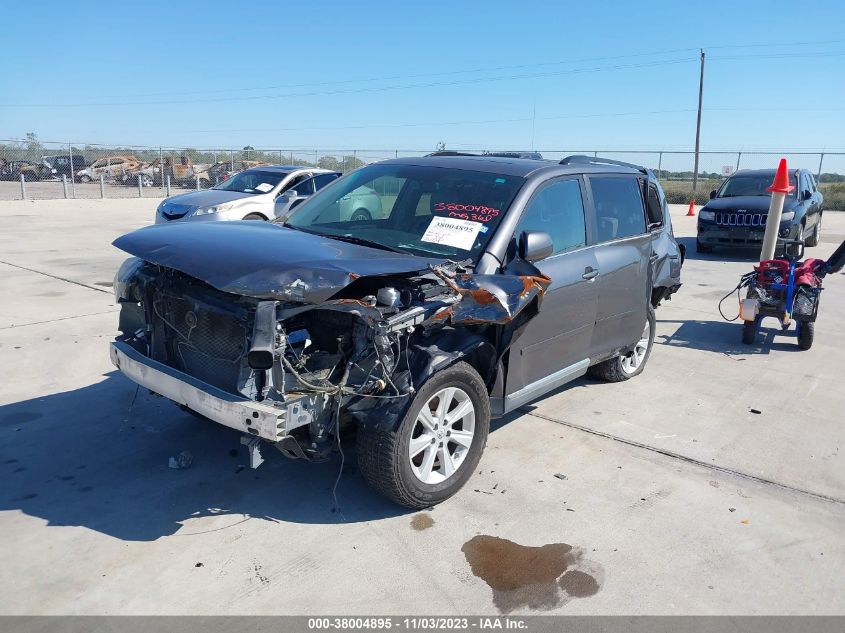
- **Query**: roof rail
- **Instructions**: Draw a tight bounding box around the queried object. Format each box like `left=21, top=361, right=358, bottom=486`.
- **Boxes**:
left=559, top=154, right=648, bottom=174
left=425, top=151, right=479, bottom=157
left=425, top=150, right=545, bottom=159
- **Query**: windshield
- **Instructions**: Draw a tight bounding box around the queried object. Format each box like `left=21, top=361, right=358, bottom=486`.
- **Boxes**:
left=717, top=173, right=797, bottom=198
left=283, top=164, right=524, bottom=259
left=213, top=169, right=287, bottom=194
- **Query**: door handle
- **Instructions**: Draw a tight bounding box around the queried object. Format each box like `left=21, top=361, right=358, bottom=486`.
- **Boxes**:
left=582, top=267, right=599, bottom=281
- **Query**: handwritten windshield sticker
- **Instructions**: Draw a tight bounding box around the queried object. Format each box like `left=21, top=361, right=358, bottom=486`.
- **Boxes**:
left=421, top=217, right=483, bottom=250
left=479, top=225, right=489, bottom=233
left=255, top=182, right=273, bottom=193
left=433, top=202, right=500, bottom=222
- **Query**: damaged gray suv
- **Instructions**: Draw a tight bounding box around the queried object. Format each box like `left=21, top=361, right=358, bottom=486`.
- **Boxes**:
left=110, top=154, right=678, bottom=508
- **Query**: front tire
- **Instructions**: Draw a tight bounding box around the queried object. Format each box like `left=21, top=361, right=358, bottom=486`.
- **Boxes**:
left=351, top=209, right=372, bottom=222
left=79, top=175, right=92, bottom=183
left=588, top=307, right=656, bottom=382
left=797, top=321, right=814, bottom=350
left=140, top=174, right=154, bottom=188
left=242, top=213, right=266, bottom=221
left=357, top=361, right=490, bottom=509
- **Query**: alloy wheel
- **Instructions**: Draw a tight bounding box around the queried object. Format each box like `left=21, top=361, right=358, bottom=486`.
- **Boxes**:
left=408, top=386, right=475, bottom=484
left=621, top=320, right=651, bottom=375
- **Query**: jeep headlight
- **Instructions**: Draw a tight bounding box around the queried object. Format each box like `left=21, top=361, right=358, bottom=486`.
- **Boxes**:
left=194, top=203, right=233, bottom=216
left=780, top=211, right=795, bottom=222
left=699, top=210, right=715, bottom=221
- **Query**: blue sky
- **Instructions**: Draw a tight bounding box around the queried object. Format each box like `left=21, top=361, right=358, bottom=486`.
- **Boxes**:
left=2, top=0, right=844, bottom=171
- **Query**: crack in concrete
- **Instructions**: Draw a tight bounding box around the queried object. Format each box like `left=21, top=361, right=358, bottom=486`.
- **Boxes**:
left=524, top=409, right=845, bottom=506
left=0, top=259, right=112, bottom=295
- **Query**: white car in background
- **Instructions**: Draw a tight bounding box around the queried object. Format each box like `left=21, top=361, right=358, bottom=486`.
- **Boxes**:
left=339, top=186, right=384, bottom=221
left=155, top=166, right=340, bottom=223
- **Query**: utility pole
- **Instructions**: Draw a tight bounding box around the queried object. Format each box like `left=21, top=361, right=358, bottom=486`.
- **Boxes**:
left=691, top=49, right=705, bottom=197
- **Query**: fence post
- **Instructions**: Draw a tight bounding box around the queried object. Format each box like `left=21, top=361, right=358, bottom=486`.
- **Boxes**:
left=138, top=173, right=143, bottom=197
left=230, top=150, right=234, bottom=171
left=20, top=174, right=27, bottom=200
left=657, top=152, right=663, bottom=173
left=159, top=147, right=164, bottom=191
left=166, top=174, right=171, bottom=197
left=817, top=153, right=825, bottom=181
left=68, top=144, right=76, bottom=199
left=62, top=175, right=68, bottom=199
left=196, top=175, right=200, bottom=190
left=735, top=152, right=742, bottom=173
left=100, top=173, right=105, bottom=198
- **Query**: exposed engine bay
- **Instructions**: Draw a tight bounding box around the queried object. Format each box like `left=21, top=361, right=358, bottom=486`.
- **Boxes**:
left=115, top=257, right=549, bottom=462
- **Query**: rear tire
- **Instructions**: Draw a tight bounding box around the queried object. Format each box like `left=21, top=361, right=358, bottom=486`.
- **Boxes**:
left=588, top=307, right=656, bottom=382
left=696, top=238, right=713, bottom=253
left=797, top=321, right=814, bottom=350
left=79, top=175, right=92, bottom=183
left=741, top=319, right=758, bottom=345
left=242, top=213, right=266, bottom=221
left=351, top=209, right=371, bottom=222
left=357, top=361, right=490, bottom=509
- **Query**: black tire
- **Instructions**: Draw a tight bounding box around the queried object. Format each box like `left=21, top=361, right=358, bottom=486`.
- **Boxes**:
left=79, top=175, right=92, bottom=183
left=356, top=361, right=490, bottom=509
left=741, top=319, right=758, bottom=345
left=797, top=321, right=814, bottom=350
left=242, top=213, right=266, bottom=221
left=351, top=209, right=371, bottom=222
left=696, top=238, right=713, bottom=253
left=588, top=307, right=656, bottom=382
left=805, top=216, right=821, bottom=247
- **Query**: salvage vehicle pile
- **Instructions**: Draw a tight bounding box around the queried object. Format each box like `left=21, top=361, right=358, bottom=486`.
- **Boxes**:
left=110, top=154, right=683, bottom=508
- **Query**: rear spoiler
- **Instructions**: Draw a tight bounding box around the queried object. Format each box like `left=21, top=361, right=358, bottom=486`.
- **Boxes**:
left=559, top=154, right=649, bottom=175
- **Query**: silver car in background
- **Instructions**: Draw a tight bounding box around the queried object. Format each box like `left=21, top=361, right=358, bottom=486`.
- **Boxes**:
left=155, top=166, right=340, bottom=224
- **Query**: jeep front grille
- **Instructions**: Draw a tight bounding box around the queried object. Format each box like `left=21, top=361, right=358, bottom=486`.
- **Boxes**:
left=715, top=211, right=766, bottom=227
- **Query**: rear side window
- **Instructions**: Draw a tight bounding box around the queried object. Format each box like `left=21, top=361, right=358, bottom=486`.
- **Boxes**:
left=646, top=183, right=664, bottom=227
left=589, top=176, right=647, bottom=242
left=515, top=178, right=586, bottom=255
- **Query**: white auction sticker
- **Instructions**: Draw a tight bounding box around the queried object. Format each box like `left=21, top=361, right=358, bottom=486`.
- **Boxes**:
left=421, top=216, right=483, bottom=250
left=255, top=182, right=273, bottom=193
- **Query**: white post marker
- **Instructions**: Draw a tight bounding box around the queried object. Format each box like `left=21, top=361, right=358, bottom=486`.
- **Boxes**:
left=759, top=158, right=795, bottom=262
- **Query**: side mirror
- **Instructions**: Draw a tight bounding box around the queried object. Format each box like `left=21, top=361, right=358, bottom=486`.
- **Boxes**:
left=518, top=231, right=553, bottom=263
left=709, top=189, right=717, bottom=199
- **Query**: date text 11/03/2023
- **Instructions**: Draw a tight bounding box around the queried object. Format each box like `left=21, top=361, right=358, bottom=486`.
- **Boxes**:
left=307, top=616, right=528, bottom=630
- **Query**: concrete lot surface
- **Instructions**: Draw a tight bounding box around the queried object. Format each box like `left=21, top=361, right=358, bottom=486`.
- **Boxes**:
left=0, top=199, right=843, bottom=615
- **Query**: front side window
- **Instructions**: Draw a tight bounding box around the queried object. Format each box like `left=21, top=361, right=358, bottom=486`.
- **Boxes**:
left=284, top=164, right=524, bottom=259
left=313, top=173, right=339, bottom=190
left=515, top=178, right=586, bottom=255
left=589, top=176, right=647, bottom=242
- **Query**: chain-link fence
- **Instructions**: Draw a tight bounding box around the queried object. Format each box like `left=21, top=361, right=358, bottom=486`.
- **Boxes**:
left=1, top=139, right=843, bottom=208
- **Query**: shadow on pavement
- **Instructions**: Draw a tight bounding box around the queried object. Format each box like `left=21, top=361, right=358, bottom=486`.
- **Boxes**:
left=0, top=371, right=411, bottom=541
left=676, top=237, right=762, bottom=263
left=656, top=318, right=803, bottom=355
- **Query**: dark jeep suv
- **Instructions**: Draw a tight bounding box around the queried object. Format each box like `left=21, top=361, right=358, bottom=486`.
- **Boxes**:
left=696, top=168, right=824, bottom=253
left=110, top=154, right=681, bottom=508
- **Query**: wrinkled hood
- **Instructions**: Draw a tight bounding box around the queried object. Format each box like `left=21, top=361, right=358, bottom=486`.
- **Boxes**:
left=113, top=221, right=441, bottom=303
left=703, top=195, right=799, bottom=213
left=160, top=189, right=255, bottom=208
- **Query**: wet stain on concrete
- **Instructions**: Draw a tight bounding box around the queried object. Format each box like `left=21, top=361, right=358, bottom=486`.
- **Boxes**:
left=410, top=514, right=435, bottom=531
left=461, top=535, right=602, bottom=613
left=2, top=412, right=43, bottom=425
left=94, top=281, right=113, bottom=287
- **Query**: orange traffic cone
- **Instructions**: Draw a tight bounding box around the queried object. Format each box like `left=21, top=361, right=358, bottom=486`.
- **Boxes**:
left=766, top=158, right=795, bottom=194
left=687, top=199, right=695, bottom=216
